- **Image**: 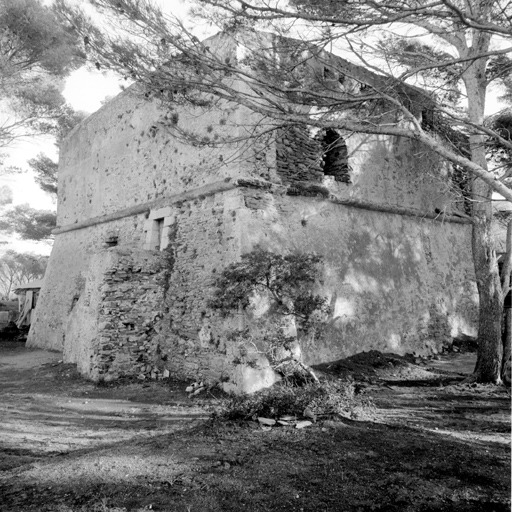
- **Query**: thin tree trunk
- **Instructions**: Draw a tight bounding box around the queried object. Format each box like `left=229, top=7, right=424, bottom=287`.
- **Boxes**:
left=502, top=309, right=511, bottom=385
left=501, top=220, right=512, bottom=298
left=501, top=220, right=512, bottom=383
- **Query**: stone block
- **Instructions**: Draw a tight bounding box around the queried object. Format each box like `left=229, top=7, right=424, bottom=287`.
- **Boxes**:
left=149, top=206, right=172, bottom=220
left=160, top=227, right=171, bottom=250
left=163, top=216, right=176, bottom=227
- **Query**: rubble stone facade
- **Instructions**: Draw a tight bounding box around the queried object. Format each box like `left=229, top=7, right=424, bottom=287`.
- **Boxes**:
left=27, top=32, right=479, bottom=391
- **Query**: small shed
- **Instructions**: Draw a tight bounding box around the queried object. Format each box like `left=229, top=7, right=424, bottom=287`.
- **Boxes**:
left=14, top=280, right=43, bottom=327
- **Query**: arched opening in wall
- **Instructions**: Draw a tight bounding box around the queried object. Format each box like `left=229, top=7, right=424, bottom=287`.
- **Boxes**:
left=320, top=129, right=351, bottom=183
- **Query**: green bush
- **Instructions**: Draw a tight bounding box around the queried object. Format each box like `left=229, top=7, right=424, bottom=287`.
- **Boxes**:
left=219, top=380, right=374, bottom=421
left=209, top=248, right=328, bottom=328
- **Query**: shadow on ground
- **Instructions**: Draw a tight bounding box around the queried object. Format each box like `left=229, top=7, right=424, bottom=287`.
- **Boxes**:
left=1, top=419, right=509, bottom=512
left=0, top=342, right=510, bottom=512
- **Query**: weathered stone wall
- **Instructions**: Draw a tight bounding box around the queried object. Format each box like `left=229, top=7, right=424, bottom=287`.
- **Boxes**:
left=332, top=134, right=458, bottom=216
left=27, top=214, right=147, bottom=353
left=28, top=185, right=276, bottom=389
left=92, top=249, right=168, bottom=381
left=28, top=179, right=477, bottom=390
left=147, top=189, right=267, bottom=387
left=27, top=31, right=477, bottom=392
left=236, top=190, right=478, bottom=364
left=274, top=130, right=459, bottom=217
left=276, top=126, right=324, bottom=184
left=57, top=86, right=266, bottom=227
left=32, top=245, right=168, bottom=381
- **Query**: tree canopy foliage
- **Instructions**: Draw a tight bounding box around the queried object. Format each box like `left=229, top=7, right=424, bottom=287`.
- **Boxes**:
left=0, top=249, right=47, bottom=298
left=211, top=249, right=328, bottom=325
left=0, top=204, right=56, bottom=241
left=0, top=0, right=84, bottom=147
left=211, top=248, right=327, bottom=382
left=26, top=108, right=88, bottom=197
left=27, top=154, right=58, bottom=197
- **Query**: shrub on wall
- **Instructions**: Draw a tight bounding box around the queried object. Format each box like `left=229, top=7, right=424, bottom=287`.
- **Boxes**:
left=210, top=248, right=329, bottom=382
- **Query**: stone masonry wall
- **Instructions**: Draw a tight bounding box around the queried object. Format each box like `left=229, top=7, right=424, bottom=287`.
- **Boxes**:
left=93, top=250, right=168, bottom=381
left=150, top=189, right=248, bottom=385
left=29, top=180, right=477, bottom=391
left=57, top=86, right=271, bottom=228
left=276, top=126, right=324, bottom=185
left=324, top=134, right=457, bottom=216
left=27, top=214, right=147, bottom=353
left=27, top=30, right=477, bottom=393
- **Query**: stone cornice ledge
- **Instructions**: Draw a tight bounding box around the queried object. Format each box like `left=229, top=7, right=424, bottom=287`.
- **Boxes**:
left=52, top=177, right=471, bottom=235
left=329, top=196, right=471, bottom=224
left=52, top=178, right=277, bottom=235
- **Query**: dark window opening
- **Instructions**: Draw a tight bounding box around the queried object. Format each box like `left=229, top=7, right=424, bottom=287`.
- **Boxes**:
left=323, top=67, right=334, bottom=80
left=105, top=235, right=119, bottom=247
left=452, top=165, right=471, bottom=215
left=320, top=129, right=351, bottom=183
left=70, top=295, right=79, bottom=312
left=421, top=109, right=435, bottom=130
left=150, top=218, right=164, bottom=251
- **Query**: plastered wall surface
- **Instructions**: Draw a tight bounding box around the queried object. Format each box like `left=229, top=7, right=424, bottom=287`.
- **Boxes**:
left=29, top=188, right=253, bottom=386
left=29, top=183, right=477, bottom=389
left=331, top=134, right=456, bottom=214
left=57, top=87, right=265, bottom=226
left=237, top=191, right=478, bottom=363
left=62, top=250, right=120, bottom=376
left=138, top=189, right=256, bottom=387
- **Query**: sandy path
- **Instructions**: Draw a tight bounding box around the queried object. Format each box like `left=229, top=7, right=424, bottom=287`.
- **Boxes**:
left=0, top=342, right=209, bottom=458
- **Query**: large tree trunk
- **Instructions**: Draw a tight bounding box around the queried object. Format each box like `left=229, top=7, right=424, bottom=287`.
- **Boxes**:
left=472, top=204, right=503, bottom=383
left=462, top=19, right=504, bottom=383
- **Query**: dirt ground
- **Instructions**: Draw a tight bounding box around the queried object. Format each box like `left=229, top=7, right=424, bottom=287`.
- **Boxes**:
left=0, top=341, right=510, bottom=512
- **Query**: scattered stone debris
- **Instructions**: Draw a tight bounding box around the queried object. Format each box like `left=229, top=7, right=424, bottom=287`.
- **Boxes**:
left=323, top=420, right=348, bottom=429
left=186, top=381, right=206, bottom=396
left=303, top=407, right=317, bottom=422
left=252, top=415, right=343, bottom=431
left=257, top=417, right=276, bottom=426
